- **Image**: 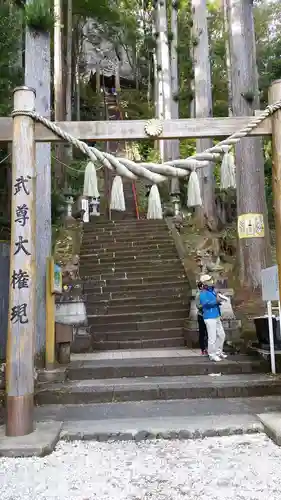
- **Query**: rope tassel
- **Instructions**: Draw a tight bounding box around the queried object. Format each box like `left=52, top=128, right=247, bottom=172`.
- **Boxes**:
left=220, top=150, right=236, bottom=189
left=187, top=170, right=202, bottom=207
left=83, top=161, right=100, bottom=198
left=110, top=175, right=126, bottom=211
left=147, top=184, right=163, bottom=219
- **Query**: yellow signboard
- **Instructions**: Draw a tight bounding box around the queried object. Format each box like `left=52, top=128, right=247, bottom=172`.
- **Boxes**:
left=237, top=213, right=264, bottom=239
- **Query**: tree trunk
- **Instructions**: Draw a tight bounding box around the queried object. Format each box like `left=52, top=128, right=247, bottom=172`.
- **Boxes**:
left=156, top=0, right=173, bottom=166
left=54, top=0, right=65, bottom=187
left=74, top=17, right=81, bottom=121
left=25, top=22, right=51, bottom=360
left=192, top=0, right=217, bottom=229
left=228, top=0, right=271, bottom=288
left=154, top=8, right=164, bottom=160
left=223, top=0, right=233, bottom=116
left=170, top=0, right=180, bottom=194
left=65, top=0, right=73, bottom=161
left=115, top=62, right=121, bottom=92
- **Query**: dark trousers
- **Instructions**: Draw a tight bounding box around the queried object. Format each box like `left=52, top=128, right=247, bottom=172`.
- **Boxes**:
left=198, top=314, right=208, bottom=352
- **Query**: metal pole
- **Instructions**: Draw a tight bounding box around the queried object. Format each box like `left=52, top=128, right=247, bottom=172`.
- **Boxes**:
left=267, top=300, right=276, bottom=374
left=269, top=80, right=281, bottom=305
left=6, top=86, right=36, bottom=436
left=45, top=257, right=55, bottom=369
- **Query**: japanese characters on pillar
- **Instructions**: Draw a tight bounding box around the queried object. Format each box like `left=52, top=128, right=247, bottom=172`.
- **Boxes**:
left=10, top=175, right=32, bottom=326
left=6, top=86, right=36, bottom=437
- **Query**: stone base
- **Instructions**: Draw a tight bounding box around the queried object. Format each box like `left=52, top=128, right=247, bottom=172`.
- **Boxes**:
left=0, top=421, right=62, bottom=458
left=183, top=319, right=242, bottom=348
left=258, top=413, right=281, bottom=446
left=60, top=415, right=263, bottom=443
left=37, top=367, right=67, bottom=384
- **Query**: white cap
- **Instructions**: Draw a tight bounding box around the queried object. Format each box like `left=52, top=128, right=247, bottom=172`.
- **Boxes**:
left=200, top=274, right=212, bottom=284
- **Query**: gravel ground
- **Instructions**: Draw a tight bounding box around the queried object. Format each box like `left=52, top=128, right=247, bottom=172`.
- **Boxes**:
left=0, top=434, right=280, bottom=500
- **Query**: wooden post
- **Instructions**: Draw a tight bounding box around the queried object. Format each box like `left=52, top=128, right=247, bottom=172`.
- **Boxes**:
left=45, top=257, right=55, bottom=369
left=25, top=8, right=52, bottom=362
left=269, top=79, right=281, bottom=302
left=54, top=0, right=65, bottom=187
left=6, top=87, right=36, bottom=436
left=96, top=65, right=101, bottom=94
left=115, top=63, right=120, bottom=93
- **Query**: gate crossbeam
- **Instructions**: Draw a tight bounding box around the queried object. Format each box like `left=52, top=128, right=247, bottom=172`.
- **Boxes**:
left=0, top=115, right=272, bottom=143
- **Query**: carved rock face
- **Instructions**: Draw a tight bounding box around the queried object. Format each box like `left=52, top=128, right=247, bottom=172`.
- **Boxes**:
left=72, top=254, right=80, bottom=266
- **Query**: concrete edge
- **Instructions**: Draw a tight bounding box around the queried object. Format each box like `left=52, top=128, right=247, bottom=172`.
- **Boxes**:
left=258, top=412, right=281, bottom=446
left=60, top=420, right=264, bottom=443
left=1, top=414, right=278, bottom=457
left=0, top=421, right=62, bottom=458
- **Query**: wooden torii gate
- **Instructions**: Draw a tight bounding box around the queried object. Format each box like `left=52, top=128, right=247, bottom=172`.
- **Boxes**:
left=3, top=79, right=281, bottom=437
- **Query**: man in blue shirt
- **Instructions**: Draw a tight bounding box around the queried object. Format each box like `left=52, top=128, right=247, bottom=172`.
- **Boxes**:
left=199, top=274, right=227, bottom=362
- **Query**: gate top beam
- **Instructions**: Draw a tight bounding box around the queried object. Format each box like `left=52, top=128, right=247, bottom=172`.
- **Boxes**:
left=0, top=115, right=271, bottom=142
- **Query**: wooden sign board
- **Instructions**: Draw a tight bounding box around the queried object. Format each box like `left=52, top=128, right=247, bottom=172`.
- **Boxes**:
left=261, top=265, right=279, bottom=302
left=48, top=257, right=62, bottom=295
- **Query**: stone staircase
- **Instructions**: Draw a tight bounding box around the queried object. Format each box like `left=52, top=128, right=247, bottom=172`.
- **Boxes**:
left=36, top=349, right=280, bottom=406
left=35, top=217, right=281, bottom=412
left=72, top=218, right=190, bottom=352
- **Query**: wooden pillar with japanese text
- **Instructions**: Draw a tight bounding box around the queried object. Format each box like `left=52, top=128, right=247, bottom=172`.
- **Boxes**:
left=6, top=87, right=36, bottom=437
left=269, top=80, right=281, bottom=305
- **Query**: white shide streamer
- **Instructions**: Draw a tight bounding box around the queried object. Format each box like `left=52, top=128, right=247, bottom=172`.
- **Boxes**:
left=83, top=161, right=100, bottom=198
left=110, top=175, right=126, bottom=211
left=147, top=184, right=163, bottom=219
left=187, top=170, right=202, bottom=207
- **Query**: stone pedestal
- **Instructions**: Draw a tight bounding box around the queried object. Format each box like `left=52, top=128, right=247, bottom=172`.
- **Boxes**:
left=184, top=288, right=241, bottom=348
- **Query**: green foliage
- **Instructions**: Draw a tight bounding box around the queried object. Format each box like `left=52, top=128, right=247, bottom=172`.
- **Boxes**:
left=24, top=0, right=54, bottom=32
left=65, top=160, right=86, bottom=194
left=51, top=190, right=65, bottom=225
left=0, top=5, right=22, bottom=116
left=118, top=89, right=153, bottom=120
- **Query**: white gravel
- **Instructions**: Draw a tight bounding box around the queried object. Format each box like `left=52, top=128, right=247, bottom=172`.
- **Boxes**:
left=0, top=434, right=280, bottom=500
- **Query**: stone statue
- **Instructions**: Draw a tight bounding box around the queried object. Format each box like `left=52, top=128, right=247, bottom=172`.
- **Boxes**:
left=62, top=254, right=80, bottom=282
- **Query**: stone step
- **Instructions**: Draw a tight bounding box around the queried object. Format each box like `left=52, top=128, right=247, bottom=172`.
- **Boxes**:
left=82, top=274, right=186, bottom=289
left=80, top=240, right=175, bottom=253
left=92, top=327, right=185, bottom=342
left=72, top=336, right=185, bottom=353
left=85, top=293, right=187, bottom=307
left=82, top=233, right=171, bottom=244
left=89, top=308, right=186, bottom=326
left=80, top=247, right=177, bottom=260
left=79, top=267, right=185, bottom=282
left=81, top=239, right=172, bottom=250
left=80, top=259, right=183, bottom=274
left=93, top=337, right=185, bottom=350
left=81, top=285, right=189, bottom=302
left=80, top=259, right=181, bottom=274
left=35, top=373, right=281, bottom=406
left=83, top=221, right=168, bottom=230
left=82, top=279, right=188, bottom=294
left=83, top=226, right=170, bottom=236
left=21, top=396, right=281, bottom=426
left=108, top=212, right=138, bottom=221
left=79, top=251, right=177, bottom=265
left=67, top=355, right=268, bottom=381
left=90, top=317, right=186, bottom=332
left=86, top=300, right=186, bottom=316
left=83, top=220, right=167, bottom=230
